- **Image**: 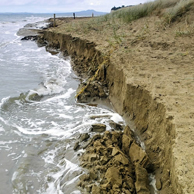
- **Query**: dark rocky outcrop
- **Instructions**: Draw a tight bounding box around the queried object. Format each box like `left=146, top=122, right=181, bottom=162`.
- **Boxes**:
left=21, top=35, right=38, bottom=41
left=91, top=124, right=106, bottom=133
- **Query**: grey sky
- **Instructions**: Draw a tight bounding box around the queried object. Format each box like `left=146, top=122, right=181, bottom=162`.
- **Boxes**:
left=0, top=0, right=150, bottom=13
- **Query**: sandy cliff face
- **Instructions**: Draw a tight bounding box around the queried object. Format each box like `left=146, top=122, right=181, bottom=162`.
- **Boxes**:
left=37, top=13, right=194, bottom=194
left=106, top=61, right=176, bottom=194
left=38, top=30, right=103, bottom=78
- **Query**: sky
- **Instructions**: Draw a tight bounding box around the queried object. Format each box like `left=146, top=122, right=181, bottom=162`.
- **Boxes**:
left=0, top=0, right=150, bottom=13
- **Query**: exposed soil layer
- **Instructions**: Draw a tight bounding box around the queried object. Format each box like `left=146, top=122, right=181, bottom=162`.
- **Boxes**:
left=36, top=10, right=194, bottom=194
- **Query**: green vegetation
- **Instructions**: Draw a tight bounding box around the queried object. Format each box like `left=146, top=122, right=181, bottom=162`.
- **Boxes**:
left=100, top=0, right=194, bottom=24
left=175, top=23, right=194, bottom=37
left=60, top=0, right=194, bottom=54
left=64, top=0, right=194, bottom=42
left=164, top=0, right=194, bottom=23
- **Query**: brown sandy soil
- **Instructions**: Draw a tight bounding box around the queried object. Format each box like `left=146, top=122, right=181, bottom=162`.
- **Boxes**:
left=37, top=7, right=194, bottom=194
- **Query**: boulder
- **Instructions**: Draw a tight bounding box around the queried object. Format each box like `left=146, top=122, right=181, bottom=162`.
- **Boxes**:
left=124, top=126, right=134, bottom=137
left=112, top=147, right=122, bottom=156
left=89, top=170, right=98, bottom=180
left=73, top=142, right=80, bottom=151
left=100, top=155, right=110, bottom=165
left=81, top=153, right=99, bottom=163
left=156, top=177, right=162, bottom=190
left=79, top=133, right=90, bottom=142
left=122, top=189, right=132, bottom=194
left=91, top=124, right=106, bottom=132
left=77, top=81, right=107, bottom=103
left=122, top=134, right=133, bottom=155
left=111, top=131, right=122, bottom=145
left=114, top=154, right=129, bottom=165
left=91, top=184, right=101, bottom=194
left=105, top=167, right=122, bottom=187
left=129, top=142, right=150, bottom=168
left=28, top=92, right=43, bottom=101
left=109, top=121, right=123, bottom=131
left=135, top=164, right=150, bottom=194
left=83, top=134, right=102, bottom=149
left=123, top=176, right=135, bottom=192
left=21, top=35, right=38, bottom=41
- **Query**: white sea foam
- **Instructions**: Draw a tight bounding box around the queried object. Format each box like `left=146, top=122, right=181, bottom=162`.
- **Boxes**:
left=0, top=140, right=19, bottom=145
left=149, top=173, right=158, bottom=194
left=23, top=63, right=29, bottom=66
left=41, top=145, right=83, bottom=193
left=15, top=114, right=96, bottom=140
left=0, top=36, right=20, bottom=48
left=0, top=96, right=10, bottom=107
left=14, top=124, right=68, bottom=137
left=24, top=59, right=73, bottom=98
left=85, top=109, right=124, bottom=128
left=43, top=88, right=76, bottom=102
left=110, top=113, right=124, bottom=123
left=70, top=191, right=81, bottom=194
left=5, top=31, right=11, bottom=34
left=25, top=16, right=50, bottom=24
left=8, top=153, right=16, bottom=157
left=0, top=96, right=10, bottom=108
left=12, top=171, right=18, bottom=181
left=12, top=154, right=22, bottom=161
left=24, top=47, right=44, bottom=52
left=42, top=154, right=82, bottom=194
left=36, top=22, right=50, bottom=29
left=58, top=114, right=74, bottom=120
left=43, top=149, right=56, bottom=165
left=136, top=135, right=146, bottom=150
left=16, top=55, right=28, bottom=61
left=0, top=127, right=5, bottom=132
left=10, top=37, right=21, bottom=44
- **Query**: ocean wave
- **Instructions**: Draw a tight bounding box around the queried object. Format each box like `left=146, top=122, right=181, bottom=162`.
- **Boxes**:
left=0, top=36, right=21, bottom=48
left=13, top=124, right=67, bottom=137
left=0, top=62, right=73, bottom=110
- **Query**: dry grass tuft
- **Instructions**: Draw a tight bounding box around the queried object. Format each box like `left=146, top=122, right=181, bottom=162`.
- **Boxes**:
left=163, top=0, right=194, bottom=24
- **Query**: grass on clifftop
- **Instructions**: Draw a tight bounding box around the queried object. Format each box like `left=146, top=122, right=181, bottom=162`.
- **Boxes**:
left=62, top=0, right=194, bottom=37
left=101, top=0, right=194, bottom=24
left=58, top=0, right=194, bottom=56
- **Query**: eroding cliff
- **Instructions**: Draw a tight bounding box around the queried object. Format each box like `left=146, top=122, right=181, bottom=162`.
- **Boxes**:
left=36, top=12, right=194, bottom=193
left=38, top=31, right=103, bottom=78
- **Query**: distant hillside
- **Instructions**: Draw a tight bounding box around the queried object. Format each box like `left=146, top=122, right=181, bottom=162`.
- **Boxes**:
left=76, top=10, right=107, bottom=16
left=57, top=10, right=108, bottom=17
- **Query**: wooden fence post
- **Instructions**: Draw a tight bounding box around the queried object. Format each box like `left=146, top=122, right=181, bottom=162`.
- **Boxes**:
left=53, top=14, right=56, bottom=27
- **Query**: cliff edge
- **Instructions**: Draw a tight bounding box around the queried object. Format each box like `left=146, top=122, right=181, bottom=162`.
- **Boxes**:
left=37, top=2, right=194, bottom=193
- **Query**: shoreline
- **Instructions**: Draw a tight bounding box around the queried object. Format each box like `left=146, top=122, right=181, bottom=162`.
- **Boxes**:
left=23, top=12, right=194, bottom=193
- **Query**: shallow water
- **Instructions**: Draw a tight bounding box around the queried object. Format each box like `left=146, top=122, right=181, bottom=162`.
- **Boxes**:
left=0, top=13, right=125, bottom=194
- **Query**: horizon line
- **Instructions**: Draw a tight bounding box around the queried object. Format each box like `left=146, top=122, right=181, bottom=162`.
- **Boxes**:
left=0, top=10, right=109, bottom=14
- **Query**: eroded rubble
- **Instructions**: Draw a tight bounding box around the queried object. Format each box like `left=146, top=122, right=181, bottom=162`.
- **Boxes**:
left=75, top=124, right=152, bottom=194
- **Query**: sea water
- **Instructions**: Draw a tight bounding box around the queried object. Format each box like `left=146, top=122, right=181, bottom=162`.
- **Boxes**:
left=0, top=13, right=124, bottom=194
